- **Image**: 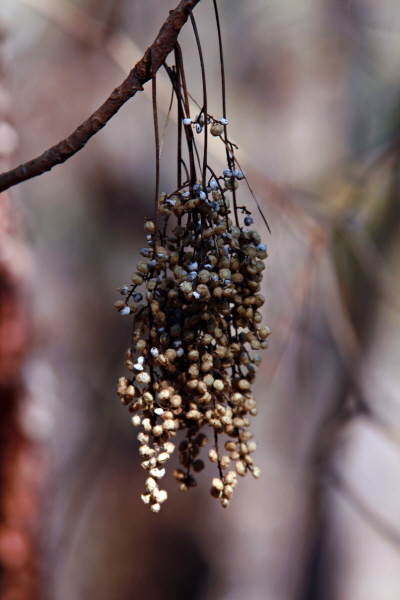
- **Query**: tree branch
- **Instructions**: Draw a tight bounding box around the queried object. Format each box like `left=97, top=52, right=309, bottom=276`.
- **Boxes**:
left=0, top=0, right=200, bottom=194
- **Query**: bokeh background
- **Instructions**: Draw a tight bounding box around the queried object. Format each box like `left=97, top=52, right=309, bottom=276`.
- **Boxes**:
left=1, top=0, right=400, bottom=599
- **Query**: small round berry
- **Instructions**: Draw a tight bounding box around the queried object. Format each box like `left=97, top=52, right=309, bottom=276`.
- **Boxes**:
left=144, top=220, right=155, bottom=233
left=210, top=123, right=224, bottom=136
left=208, top=448, right=218, bottom=463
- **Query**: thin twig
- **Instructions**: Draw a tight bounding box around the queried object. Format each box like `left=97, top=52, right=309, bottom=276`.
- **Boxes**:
left=213, top=0, right=227, bottom=123
left=165, top=50, right=196, bottom=186
left=188, top=8, right=207, bottom=190
left=0, top=0, right=201, bottom=194
left=231, top=153, right=272, bottom=233
left=159, top=84, right=175, bottom=161
left=152, top=49, right=160, bottom=238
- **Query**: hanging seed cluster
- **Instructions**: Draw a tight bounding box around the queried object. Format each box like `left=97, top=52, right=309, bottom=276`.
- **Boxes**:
left=114, top=0, right=271, bottom=512
left=115, top=113, right=270, bottom=512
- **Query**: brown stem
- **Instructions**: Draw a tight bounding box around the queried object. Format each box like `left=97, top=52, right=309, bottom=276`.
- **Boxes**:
left=152, top=48, right=160, bottom=240
left=188, top=9, right=207, bottom=190
left=0, top=0, right=201, bottom=194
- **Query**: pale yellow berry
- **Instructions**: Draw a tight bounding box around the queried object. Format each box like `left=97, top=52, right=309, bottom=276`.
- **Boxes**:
left=220, top=455, right=231, bottom=470
left=235, top=461, right=246, bottom=477
left=208, top=448, right=218, bottom=463
left=157, top=452, right=170, bottom=464
left=213, top=379, right=224, bottom=391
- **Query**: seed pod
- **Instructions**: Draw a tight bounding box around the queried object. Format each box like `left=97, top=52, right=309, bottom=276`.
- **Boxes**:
left=237, top=379, right=250, bottom=391
left=259, top=326, right=271, bottom=339
left=157, top=452, right=170, bottom=464
left=180, top=281, right=192, bottom=293
left=146, top=279, right=157, bottom=290
left=165, top=348, right=177, bottom=362
left=219, top=268, right=231, bottom=280
left=136, top=372, right=151, bottom=384
left=235, top=461, right=247, bottom=477
left=213, top=379, right=224, bottom=391
left=152, top=425, right=163, bottom=437
left=253, top=294, right=265, bottom=307
left=170, top=394, right=182, bottom=408
left=193, top=459, right=205, bottom=472
left=117, top=377, right=128, bottom=396
left=197, top=381, right=207, bottom=394
left=144, top=220, right=155, bottom=233
left=198, top=270, right=211, bottom=283
left=208, top=448, right=218, bottom=463
left=132, top=272, right=144, bottom=285
left=210, top=122, right=224, bottom=136
left=137, top=261, right=149, bottom=274
left=220, top=455, right=231, bottom=470
left=203, top=374, right=214, bottom=387
left=212, top=478, right=224, bottom=492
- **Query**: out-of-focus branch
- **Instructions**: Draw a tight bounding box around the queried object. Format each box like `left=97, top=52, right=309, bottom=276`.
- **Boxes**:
left=0, top=0, right=200, bottom=193
left=17, top=0, right=105, bottom=47
left=330, top=468, right=400, bottom=550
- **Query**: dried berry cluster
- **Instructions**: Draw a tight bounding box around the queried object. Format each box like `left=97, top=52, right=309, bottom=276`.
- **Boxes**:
left=115, top=118, right=270, bottom=511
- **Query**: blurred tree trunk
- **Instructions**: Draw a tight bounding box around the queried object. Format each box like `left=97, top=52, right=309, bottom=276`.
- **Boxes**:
left=0, top=25, right=39, bottom=600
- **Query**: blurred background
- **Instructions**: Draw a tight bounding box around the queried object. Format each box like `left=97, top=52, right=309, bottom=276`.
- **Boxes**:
left=1, top=0, right=400, bottom=598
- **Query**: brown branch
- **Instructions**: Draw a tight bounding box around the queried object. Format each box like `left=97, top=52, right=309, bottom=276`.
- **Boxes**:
left=0, top=0, right=201, bottom=194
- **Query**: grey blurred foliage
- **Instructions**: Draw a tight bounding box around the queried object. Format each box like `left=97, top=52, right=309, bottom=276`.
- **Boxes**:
left=2, top=0, right=400, bottom=599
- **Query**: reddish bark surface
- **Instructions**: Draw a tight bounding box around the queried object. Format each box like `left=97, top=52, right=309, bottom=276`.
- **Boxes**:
left=0, top=199, right=38, bottom=599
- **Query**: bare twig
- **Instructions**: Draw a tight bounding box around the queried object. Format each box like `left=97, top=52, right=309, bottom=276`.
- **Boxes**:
left=188, top=8, right=208, bottom=189
left=152, top=49, right=160, bottom=235
left=0, top=0, right=200, bottom=194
